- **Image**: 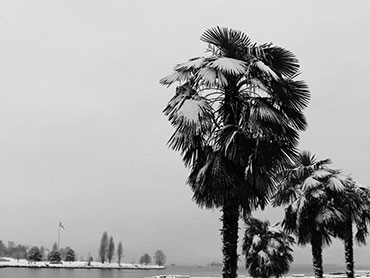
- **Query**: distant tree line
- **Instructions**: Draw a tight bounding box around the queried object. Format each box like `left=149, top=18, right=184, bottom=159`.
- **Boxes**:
left=0, top=240, right=76, bottom=263
left=0, top=240, right=28, bottom=260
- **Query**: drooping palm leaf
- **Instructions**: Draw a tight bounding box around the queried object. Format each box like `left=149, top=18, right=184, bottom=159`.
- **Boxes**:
left=263, top=46, right=301, bottom=78
left=159, top=69, right=193, bottom=86
left=174, top=57, right=207, bottom=71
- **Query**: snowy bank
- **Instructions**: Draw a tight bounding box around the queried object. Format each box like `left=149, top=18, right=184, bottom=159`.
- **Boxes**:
left=0, top=257, right=165, bottom=270
left=143, top=272, right=370, bottom=278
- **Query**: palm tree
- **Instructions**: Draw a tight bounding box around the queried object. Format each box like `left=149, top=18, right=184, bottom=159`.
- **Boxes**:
left=243, top=217, right=294, bottom=278
left=331, top=179, right=370, bottom=278
left=160, top=27, right=310, bottom=278
left=273, top=151, right=348, bottom=278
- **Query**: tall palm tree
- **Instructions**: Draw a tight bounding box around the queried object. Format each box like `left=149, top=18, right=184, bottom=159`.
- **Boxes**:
left=243, top=217, right=294, bottom=278
left=160, top=27, right=310, bottom=278
left=273, top=151, right=348, bottom=278
left=331, top=180, right=370, bottom=278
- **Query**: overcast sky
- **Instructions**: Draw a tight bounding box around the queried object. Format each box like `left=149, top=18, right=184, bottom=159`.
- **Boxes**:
left=1, top=0, right=370, bottom=266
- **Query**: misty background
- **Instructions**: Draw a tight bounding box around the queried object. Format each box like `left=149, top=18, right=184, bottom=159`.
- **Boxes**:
left=1, top=0, right=370, bottom=266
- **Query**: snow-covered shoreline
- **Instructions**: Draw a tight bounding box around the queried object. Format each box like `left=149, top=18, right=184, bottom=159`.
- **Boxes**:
left=0, top=257, right=165, bottom=270
left=2, top=258, right=370, bottom=278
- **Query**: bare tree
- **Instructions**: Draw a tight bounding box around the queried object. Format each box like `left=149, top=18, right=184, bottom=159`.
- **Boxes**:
left=154, top=250, right=166, bottom=266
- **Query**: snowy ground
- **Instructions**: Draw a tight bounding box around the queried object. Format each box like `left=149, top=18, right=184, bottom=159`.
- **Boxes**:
left=0, top=257, right=165, bottom=269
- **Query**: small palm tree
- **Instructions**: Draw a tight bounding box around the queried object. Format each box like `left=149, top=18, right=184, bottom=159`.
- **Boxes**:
left=160, top=26, right=310, bottom=278
left=273, top=151, right=347, bottom=278
left=331, top=180, right=370, bottom=278
left=243, top=217, right=294, bottom=278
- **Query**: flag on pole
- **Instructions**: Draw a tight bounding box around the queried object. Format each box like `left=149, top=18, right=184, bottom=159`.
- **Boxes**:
left=59, top=222, right=65, bottom=230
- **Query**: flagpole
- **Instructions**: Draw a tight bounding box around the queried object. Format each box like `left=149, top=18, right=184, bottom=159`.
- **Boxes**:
left=57, top=222, right=60, bottom=250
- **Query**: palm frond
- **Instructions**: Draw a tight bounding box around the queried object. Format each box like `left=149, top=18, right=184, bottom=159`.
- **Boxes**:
left=263, top=47, right=301, bottom=78
left=160, top=69, right=192, bottom=86
left=313, top=169, right=332, bottom=179
left=208, top=57, right=248, bottom=75
left=196, top=66, right=228, bottom=87
left=250, top=77, right=269, bottom=93
left=254, top=61, right=279, bottom=80
left=271, top=79, right=310, bottom=112
left=189, top=151, right=242, bottom=208
left=250, top=100, right=285, bottom=126
left=302, top=177, right=321, bottom=191
left=200, top=26, right=251, bottom=57
left=316, top=207, right=344, bottom=226
left=279, top=105, right=308, bottom=131
left=174, top=57, right=206, bottom=71
left=327, top=176, right=346, bottom=192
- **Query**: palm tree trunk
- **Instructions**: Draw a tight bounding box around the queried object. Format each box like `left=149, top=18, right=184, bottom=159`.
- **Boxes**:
left=344, top=217, right=354, bottom=278
left=221, top=201, right=239, bottom=278
left=311, top=232, right=323, bottom=278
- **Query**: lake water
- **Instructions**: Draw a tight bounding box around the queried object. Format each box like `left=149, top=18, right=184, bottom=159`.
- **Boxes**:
left=1, top=264, right=369, bottom=278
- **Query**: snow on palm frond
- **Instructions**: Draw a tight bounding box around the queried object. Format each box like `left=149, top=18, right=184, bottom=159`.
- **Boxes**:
left=254, top=61, right=279, bottom=80
left=164, top=84, right=213, bottom=146
left=208, top=57, right=247, bottom=75
left=160, top=70, right=193, bottom=86
left=302, top=176, right=320, bottom=191
left=316, top=207, right=344, bottom=226
left=327, top=176, right=345, bottom=192
left=313, top=169, right=332, bottom=179
left=357, top=182, right=370, bottom=190
left=266, top=245, right=277, bottom=255
left=267, top=226, right=280, bottom=234
left=296, top=195, right=307, bottom=221
left=252, top=235, right=261, bottom=246
left=268, top=237, right=281, bottom=249
left=257, top=250, right=269, bottom=264
left=196, top=66, right=228, bottom=87
left=175, top=57, right=207, bottom=71
left=250, top=78, right=269, bottom=93
left=168, top=97, right=213, bottom=138
left=334, top=172, right=351, bottom=184
left=310, top=188, right=325, bottom=198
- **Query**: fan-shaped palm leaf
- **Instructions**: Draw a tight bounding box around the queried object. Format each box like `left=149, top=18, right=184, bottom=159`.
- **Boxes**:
left=263, top=46, right=301, bottom=78
left=196, top=66, right=228, bottom=87
left=302, top=177, right=321, bottom=191
left=200, top=26, right=252, bottom=57
left=208, top=57, right=248, bottom=75
left=175, top=57, right=207, bottom=71
left=327, top=176, right=346, bottom=192
left=159, top=69, right=193, bottom=86
left=313, top=169, right=332, bottom=179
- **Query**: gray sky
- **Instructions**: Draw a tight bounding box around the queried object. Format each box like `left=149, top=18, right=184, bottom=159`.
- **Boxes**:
left=1, top=0, right=370, bottom=266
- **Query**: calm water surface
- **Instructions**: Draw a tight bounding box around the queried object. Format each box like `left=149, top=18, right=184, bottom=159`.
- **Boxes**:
left=1, top=264, right=369, bottom=278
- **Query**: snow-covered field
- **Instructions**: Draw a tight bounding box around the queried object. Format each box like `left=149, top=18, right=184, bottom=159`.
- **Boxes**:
left=0, top=257, right=165, bottom=269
